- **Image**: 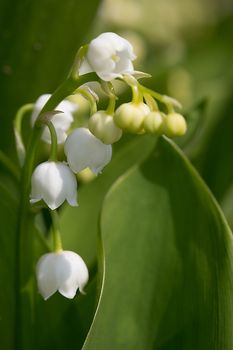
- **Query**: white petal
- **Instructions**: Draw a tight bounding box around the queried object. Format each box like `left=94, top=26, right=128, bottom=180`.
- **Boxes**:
left=52, top=112, right=73, bottom=130
left=87, top=39, right=115, bottom=71
left=41, top=112, right=73, bottom=144
left=58, top=163, right=78, bottom=207
left=64, top=128, right=112, bottom=174
left=36, top=253, right=58, bottom=300
left=81, top=32, right=136, bottom=81
left=64, top=129, right=91, bottom=172
left=40, top=163, right=66, bottom=210
left=79, top=57, right=93, bottom=75
left=95, top=71, right=120, bottom=82
left=30, top=162, right=50, bottom=205
left=31, top=95, right=76, bottom=144
left=56, top=251, right=89, bottom=298
left=32, top=95, right=77, bottom=125
left=115, top=57, right=134, bottom=74
left=89, top=142, right=112, bottom=174
left=31, top=94, right=51, bottom=126
left=58, top=100, right=77, bottom=114
left=30, top=161, right=78, bottom=209
left=41, top=125, right=68, bottom=144
left=30, top=171, right=43, bottom=204
left=64, top=128, right=93, bottom=173
left=93, top=32, right=131, bottom=55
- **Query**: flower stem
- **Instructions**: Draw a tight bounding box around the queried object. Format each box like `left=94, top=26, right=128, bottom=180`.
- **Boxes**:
left=78, top=88, right=97, bottom=114
left=69, top=45, right=88, bottom=80
left=47, top=122, right=58, bottom=161
left=50, top=210, right=63, bottom=252
left=143, top=93, right=158, bottom=111
left=131, top=85, right=142, bottom=104
left=14, top=104, right=34, bottom=135
left=35, top=228, right=52, bottom=252
left=106, top=97, right=116, bottom=115
left=15, top=73, right=97, bottom=350
left=13, top=104, right=34, bottom=167
left=139, top=84, right=181, bottom=112
left=139, top=84, right=165, bottom=103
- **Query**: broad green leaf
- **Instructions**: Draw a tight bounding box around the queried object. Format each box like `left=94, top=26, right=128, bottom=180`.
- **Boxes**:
left=0, top=0, right=100, bottom=152
left=60, top=135, right=156, bottom=267
left=35, top=135, right=155, bottom=350
left=83, top=137, right=233, bottom=350
left=221, top=182, right=233, bottom=231
left=0, top=183, right=18, bottom=349
left=197, top=91, right=233, bottom=230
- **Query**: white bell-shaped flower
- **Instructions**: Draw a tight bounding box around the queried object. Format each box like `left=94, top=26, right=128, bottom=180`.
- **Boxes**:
left=79, top=32, right=136, bottom=81
left=30, top=161, right=78, bottom=210
left=64, top=128, right=112, bottom=175
left=31, top=94, right=77, bottom=144
left=36, top=250, right=89, bottom=300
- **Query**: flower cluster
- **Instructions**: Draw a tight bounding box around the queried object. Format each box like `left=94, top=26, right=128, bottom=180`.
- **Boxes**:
left=30, top=127, right=111, bottom=210
left=20, top=32, right=187, bottom=301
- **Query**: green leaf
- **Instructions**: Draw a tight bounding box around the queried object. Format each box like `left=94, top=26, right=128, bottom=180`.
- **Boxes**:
left=0, top=183, right=18, bottom=349
left=83, top=137, right=233, bottom=350
left=197, top=91, right=233, bottom=230
left=34, top=135, right=155, bottom=350
left=221, top=182, right=233, bottom=231
left=60, top=135, right=156, bottom=267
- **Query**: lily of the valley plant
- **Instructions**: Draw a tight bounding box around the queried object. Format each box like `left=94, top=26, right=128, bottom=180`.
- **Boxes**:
left=12, top=32, right=186, bottom=316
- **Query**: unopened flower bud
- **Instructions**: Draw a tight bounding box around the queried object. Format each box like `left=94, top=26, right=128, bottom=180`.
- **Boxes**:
left=30, top=161, right=78, bottom=210
left=36, top=250, right=89, bottom=300
left=114, top=102, right=150, bottom=133
left=64, top=128, right=112, bottom=175
left=164, top=113, right=187, bottom=137
left=88, top=111, right=122, bottom=144
left=143, top=112, right=164, bottom=134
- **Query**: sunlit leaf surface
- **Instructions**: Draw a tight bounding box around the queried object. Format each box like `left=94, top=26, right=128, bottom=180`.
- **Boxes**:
left=83, top=137, right=233, bottom=350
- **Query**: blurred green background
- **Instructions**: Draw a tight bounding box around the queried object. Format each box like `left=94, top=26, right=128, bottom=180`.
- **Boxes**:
left=1, top=0, right=233, bottom=349
left=96, top=0, right=233, bottom=224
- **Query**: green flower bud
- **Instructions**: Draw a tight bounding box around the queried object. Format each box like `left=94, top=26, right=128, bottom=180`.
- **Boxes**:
left=143, top=112, right=164, bottom=134
left=88, top=111, right=122, bottom=144
left=164, top=113, right=187, bottom=137
left=114, top=102, right=150, bottom=133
